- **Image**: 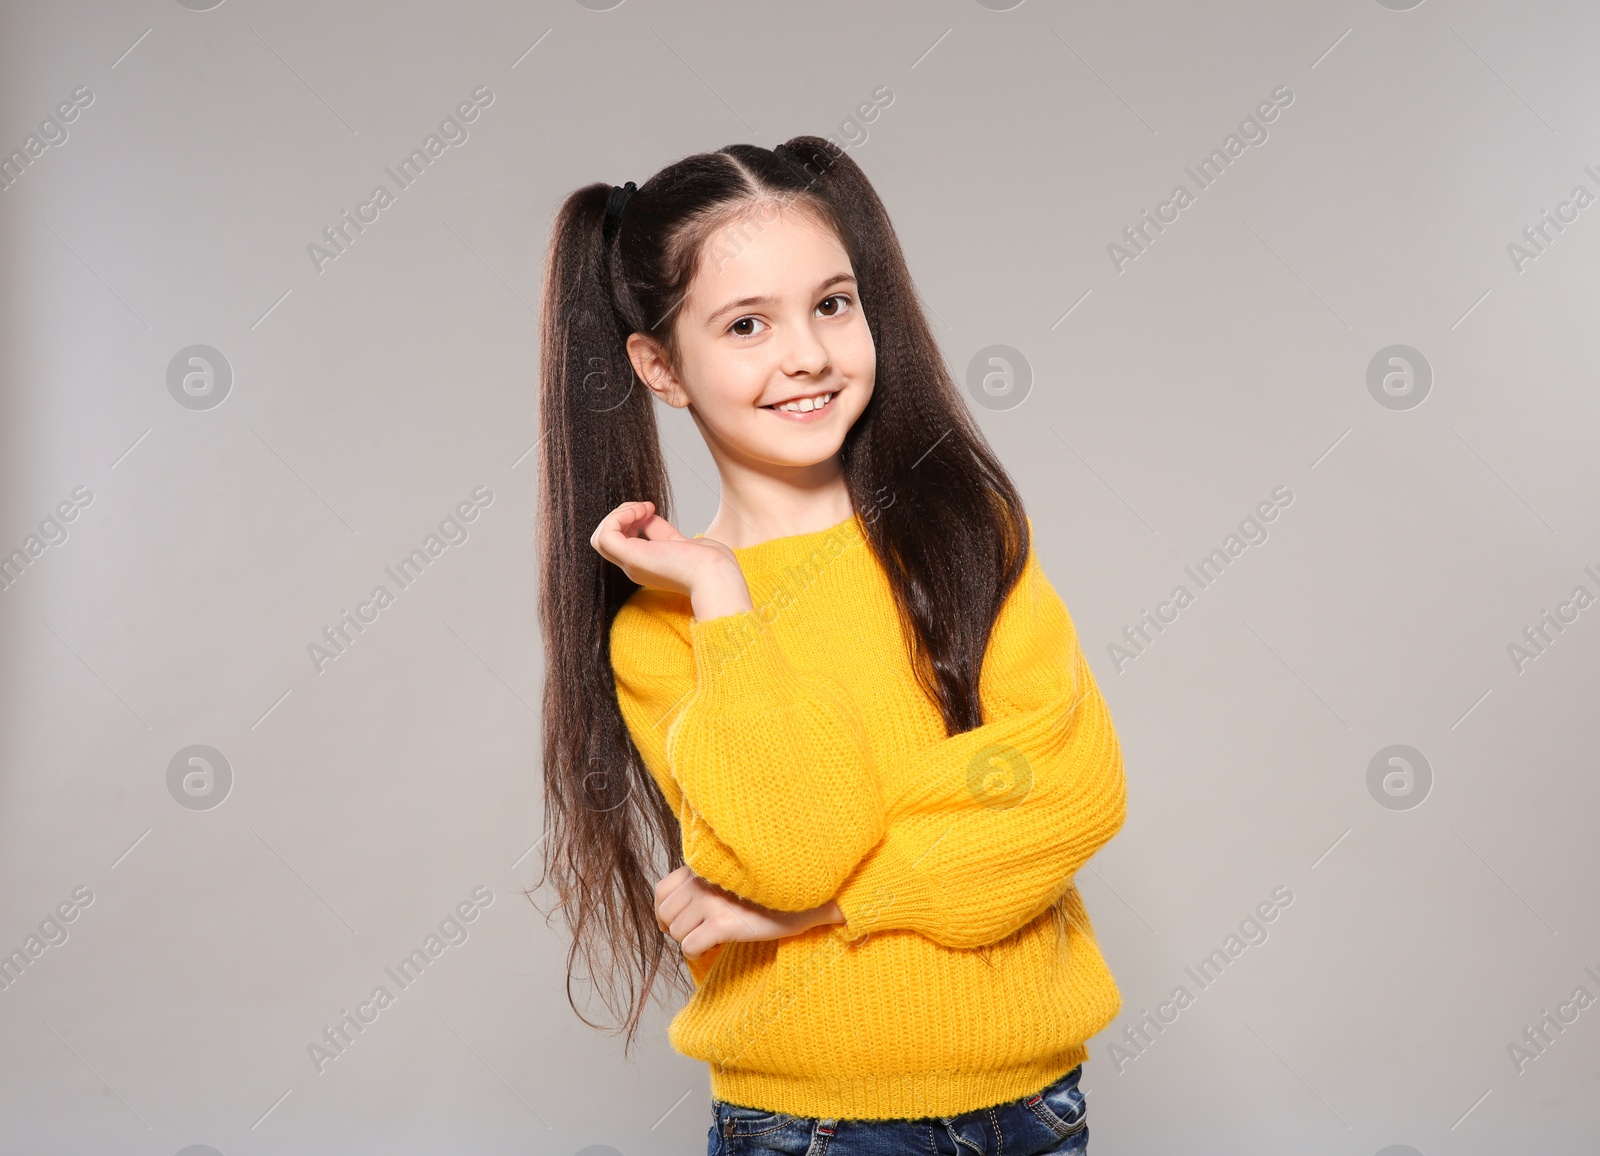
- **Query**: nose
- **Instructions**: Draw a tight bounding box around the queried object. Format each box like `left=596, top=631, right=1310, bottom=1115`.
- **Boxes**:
left=780, top=321, right=831, bottom=377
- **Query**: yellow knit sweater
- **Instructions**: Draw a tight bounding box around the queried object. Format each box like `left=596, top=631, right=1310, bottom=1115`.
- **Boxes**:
left=608, top=511, right=1126, bottom=1120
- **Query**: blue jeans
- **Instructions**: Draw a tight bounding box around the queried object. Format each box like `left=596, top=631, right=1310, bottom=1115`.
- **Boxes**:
left=708, top=1063, right=1089, bottom=1155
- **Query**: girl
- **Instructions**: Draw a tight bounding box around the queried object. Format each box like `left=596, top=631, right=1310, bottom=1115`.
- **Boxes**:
left=535, top=136, right=1127, bottom=1155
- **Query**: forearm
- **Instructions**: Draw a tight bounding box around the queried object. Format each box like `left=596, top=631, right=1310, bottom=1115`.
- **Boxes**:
left=669, top=631, right=886, bottom=908
left=829, top=772, right=1126, bottom=949
left=830, top=635, right=1128, bottom=949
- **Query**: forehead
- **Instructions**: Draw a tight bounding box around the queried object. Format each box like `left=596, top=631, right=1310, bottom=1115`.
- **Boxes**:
left=687, top=202, right=849, bottom=303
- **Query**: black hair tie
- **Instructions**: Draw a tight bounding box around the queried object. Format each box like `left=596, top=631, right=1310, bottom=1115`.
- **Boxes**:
left=603, top=181, right=637, bottom=241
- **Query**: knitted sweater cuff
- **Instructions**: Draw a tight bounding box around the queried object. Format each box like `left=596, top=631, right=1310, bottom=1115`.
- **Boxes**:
left=685, top=943, right=724, bottom=986
left=688, top=609, right=789, bottom=710
left=830, top=835, right=938, bottom=943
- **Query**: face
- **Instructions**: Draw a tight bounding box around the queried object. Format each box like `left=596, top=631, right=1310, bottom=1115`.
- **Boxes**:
left=626, top=201, right=875, bottom=471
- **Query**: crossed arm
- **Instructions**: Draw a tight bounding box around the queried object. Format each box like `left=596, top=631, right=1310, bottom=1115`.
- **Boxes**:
left=610, top=534, right=1126, bottom=974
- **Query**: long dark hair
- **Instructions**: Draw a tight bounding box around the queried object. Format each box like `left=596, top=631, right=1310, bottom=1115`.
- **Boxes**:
left=529, top=135, right=1033, bottom=1055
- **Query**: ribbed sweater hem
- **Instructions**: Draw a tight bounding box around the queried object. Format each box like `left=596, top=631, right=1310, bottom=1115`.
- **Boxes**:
left=708, top=1045, right=1089, bottom=1121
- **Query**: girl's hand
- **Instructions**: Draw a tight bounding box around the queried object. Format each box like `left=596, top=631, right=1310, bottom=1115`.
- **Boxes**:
left=595, top=496, right=748, bottom=598
left=590, top=501, right=752, bottom=618
left=654, top=865, right=840, bottom=960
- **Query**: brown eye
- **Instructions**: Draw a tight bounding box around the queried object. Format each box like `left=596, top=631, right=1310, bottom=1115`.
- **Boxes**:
left=729, top=316, right=765, bottom=337
left=817, top=294, right=850, bottom=317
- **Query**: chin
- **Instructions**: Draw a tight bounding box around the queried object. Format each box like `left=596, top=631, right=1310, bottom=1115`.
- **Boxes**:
left=754, top=437, right=847, bottom=469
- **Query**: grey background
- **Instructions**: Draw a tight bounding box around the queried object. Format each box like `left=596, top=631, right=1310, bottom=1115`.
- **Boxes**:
left=1, top=0, right=1596, bottom=1153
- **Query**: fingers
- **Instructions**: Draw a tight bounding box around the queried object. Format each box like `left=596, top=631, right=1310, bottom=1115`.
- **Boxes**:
left=654, top=865, right=696, bottom=933
left=667, top=903, right=706, bottom=956
left=632, top=510, right=687, bottom=544
left=658, top=869, right=767, bottom=960
left=654, top=864, right=692, bottom=904
left=680, top=924, right=712, bottom=961
left=590, top=500, right=655, bottom=554
left=678, top=901, right=734, bottom=960
left=659, top=872, right=727, bottom=957
left=592, top=501, right=696, bottom=577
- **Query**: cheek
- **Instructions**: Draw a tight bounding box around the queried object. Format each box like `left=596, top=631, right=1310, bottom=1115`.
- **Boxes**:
left=677, top=345, right=759, bottom=409
left=846, top=343, right=876, bottom=400
left=693, top=376, right=772, bottom=438
left=836, top=324, right=876, bottom=380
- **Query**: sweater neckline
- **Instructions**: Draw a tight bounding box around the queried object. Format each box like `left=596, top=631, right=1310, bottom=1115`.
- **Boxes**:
left=695, top=511, right=862, bottom=577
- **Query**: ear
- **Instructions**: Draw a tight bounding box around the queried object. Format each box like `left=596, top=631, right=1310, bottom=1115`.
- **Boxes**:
left=625, top=332, right=690, bottom=408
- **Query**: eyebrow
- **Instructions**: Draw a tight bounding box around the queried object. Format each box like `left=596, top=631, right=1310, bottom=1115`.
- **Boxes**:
left=703, top=273, right=858, bottom=328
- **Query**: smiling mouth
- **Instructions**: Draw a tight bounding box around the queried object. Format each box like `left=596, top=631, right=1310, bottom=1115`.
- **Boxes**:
left=763, top=389, right=837, bottom=414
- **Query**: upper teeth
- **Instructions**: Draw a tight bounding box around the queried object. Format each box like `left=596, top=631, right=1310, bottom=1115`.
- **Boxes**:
left=775, top=391, right=833, bottom=412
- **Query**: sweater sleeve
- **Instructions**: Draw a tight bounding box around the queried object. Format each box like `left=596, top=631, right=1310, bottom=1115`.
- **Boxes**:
left=827, top=541, right=1126, bottom=950
left=684, top=942, right=724, bottom=987
left=610, top=592, right=886, bottom=913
